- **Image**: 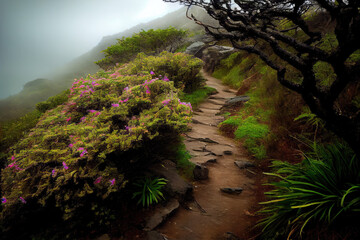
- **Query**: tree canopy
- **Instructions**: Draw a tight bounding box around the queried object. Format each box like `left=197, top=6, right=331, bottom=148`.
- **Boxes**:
left=164, top=0, right=360, bottom=154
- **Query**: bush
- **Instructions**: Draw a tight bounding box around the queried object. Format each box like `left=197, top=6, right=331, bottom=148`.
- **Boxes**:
left=259, top=142, right=360, bottom=239
left=36, top=90, right=70, bottom=113
left=122, top=51, right=204, bottom=93
left=219, top=115, right=269, bottom=159
left=0, top=55, right=194, bottom=239
left=132, top=177, right=167, bottom=207
left=96, top=27, right=187, bottom=70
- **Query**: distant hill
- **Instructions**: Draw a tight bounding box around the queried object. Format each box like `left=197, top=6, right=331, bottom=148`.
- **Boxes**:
left=0, top=6, right=214, bottom=121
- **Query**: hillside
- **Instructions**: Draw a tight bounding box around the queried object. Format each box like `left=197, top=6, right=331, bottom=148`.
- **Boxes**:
left=0, top=6, right=215, bottom=121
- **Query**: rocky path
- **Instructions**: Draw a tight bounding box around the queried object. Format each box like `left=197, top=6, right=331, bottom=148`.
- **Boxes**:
left=157, top=71, right=259, bottom=240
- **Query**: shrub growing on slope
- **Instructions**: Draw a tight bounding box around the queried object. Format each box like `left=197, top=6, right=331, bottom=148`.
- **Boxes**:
left=122, top=51, right=204, bottom=93
left=96, top=27, right=187, bottom=70
left=0, top=53, right=194, bottom=239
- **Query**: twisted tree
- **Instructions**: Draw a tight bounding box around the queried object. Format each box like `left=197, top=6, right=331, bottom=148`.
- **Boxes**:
left=164, top=0, right=360, bottom=154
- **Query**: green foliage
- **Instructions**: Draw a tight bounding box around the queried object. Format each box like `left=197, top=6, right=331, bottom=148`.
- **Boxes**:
left=179, top=86, right=217, bottom=109
left=313, top=61, right=337, bottom=87
left=259, top=142, right=360, bottom=239
left=122, top=51, right=204, bottom=92
left=36, top=90, right=70, bottom=113
left=234, top=116, right=269, bottom=159
left=0, top=110, right=42, bottom=155
left=96, top=27, right=187, bottom=69
left=219, top=115, right=269, bottom=159
left=0, top=53, right=195, bottom=238
left=174, top=141, right=194, bottom=180
left=212, top=52, right=258, bottom=88
left=132, top=177, right=167, bottom=207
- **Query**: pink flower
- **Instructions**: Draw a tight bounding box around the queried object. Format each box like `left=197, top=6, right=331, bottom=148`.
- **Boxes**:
left=79, top=85, right=86, bottom=88
left=124, top=87, right=129, bottom=92
left=78, top=147, right=84, bottom=152
left=163, top=76, right=169, bottom=82
left=66, top=117, right=71, bottom=122
left=88, top=110, right=97, bottom=113
left=80, top=117, right=86, bottom=122
left=112, top=103, right=119, bottom=107
left=69, top=143, right=73, bottom=148
left=146, top=86, right=150, bottom=95
left=1, top=197, right=6, bottom=204
left=11, top=155, right=15, bottom=161
left=19, top=197, right=26, bottom=204
left=62, top=161, right=69, bottom=170
left=162, top=99, right=171, bottom=106
left=80, top=150, right=87, bottom=157
left=94, top=176, right=102, bottom=184
left=95, top=112, right=101, bottom=116
left=110, top=178, right=115, bottom=185
left=150, top=71, right=155, bottom=75
left=52, top=169, right=56, bottom=177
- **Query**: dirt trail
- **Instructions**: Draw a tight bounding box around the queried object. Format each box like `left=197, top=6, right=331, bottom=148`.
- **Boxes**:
left=157, top=71, right=260, bottom=240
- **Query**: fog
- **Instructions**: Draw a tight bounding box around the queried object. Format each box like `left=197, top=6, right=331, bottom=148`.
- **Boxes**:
left=0, top=0, right=182, bottom=99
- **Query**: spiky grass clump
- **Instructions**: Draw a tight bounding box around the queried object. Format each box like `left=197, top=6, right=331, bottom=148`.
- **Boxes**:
left=259, top=142, right=360, bottom=239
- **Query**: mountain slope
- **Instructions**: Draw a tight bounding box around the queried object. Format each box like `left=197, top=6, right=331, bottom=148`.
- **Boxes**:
left=0, top=6, right=213, bottom=121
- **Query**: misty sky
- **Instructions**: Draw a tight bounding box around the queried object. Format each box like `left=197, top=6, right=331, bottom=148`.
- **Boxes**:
left=0, top=0, right=182, bottom=99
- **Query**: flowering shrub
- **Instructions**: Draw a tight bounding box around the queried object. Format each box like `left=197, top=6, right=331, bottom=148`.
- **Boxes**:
left=0, top=56, right=193, bottom=238
left=122, top=51, right=204, bottom=93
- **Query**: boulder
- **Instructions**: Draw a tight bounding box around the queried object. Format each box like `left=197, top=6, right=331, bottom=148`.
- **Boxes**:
left=185, top=41, right=206, bottom=56
left=150, top=160, right=193, bottom=201
left=193, top=163, right=209, bottom=180
left=202, top=46, right=236, bottom=73
left=221, top=96, right=250, bottom=109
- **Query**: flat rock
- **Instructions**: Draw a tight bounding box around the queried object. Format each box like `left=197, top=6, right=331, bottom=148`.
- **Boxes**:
left=150, top=161, right=192, bottom=200
left=223, top=150, right=233, bottom=155
left=147, top=231, right=169, bottom=240
left=222, top=96, right=250, bottom=109
left=144, top=199, right=180, bottom=231
left=234, top=160, right=255, bottom=169
left=205, top=158, right=217, bottom=164
left=193, top=164, right=209, bottom=180
left=220, top=187, right=243, bottom=194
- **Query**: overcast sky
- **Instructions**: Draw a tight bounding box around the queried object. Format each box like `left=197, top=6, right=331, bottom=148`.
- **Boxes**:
left=0, top=0, right=182, bottom=99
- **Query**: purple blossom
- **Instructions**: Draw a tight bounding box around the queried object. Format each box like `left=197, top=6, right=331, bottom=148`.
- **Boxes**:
left=150, top=71, right=155, bottom=75
left=66, top=117, right=71, bottom=122
left=69, top=143, right=74, bottom=148
left=78, top=147, right=84, bottom=152
left=111, top=103, right=120, bottom=107
left=80, top=149, right=88, bottom=157
left=95, top=112, right=101, bottom=116
left=1, top=197, right=6, bottom=204
left=11, top=155, right=15, bottom=161
left=110, top=178, right=115, bottom=186
left=52, top=169, right=56, bottom=177
left=88, top=110, right=97, bottom=113
left=19, top=197, right=26, bottom=204
left=162, top=99, right=171, bottom=106
left=62, top=161, right=69, bottom=170
left=163, top=76, right=169, bottom=82
left=80, top=116, right=86, bottom=122
left=94, top=176, right=102, bottom=184
left=79, top=85, right=86, bottom=88
left=124, top=87, right=129, bottom=92
left=146, top=86, right=150, bottom=95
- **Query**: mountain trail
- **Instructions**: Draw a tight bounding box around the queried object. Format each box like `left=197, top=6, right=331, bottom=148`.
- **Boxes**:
left=157, top=70, right=262, bottom=240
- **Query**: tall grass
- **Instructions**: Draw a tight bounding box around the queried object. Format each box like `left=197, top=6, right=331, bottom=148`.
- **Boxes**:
left=259, top=142, right=360, bottom=239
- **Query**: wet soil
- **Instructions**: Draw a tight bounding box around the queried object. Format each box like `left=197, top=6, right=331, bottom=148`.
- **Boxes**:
left=157, top=71, right=264, bottom=240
